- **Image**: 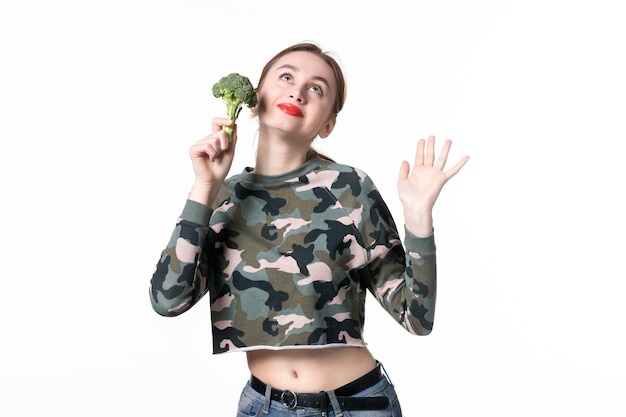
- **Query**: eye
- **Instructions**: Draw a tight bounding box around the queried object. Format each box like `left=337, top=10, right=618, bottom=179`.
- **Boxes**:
left=279, top=73, right=293, bottom=83
left=310, top=85, right=323, bottom=96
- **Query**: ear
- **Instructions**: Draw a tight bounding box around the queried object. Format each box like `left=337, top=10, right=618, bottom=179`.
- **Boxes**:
left=318, top=116, right=337, bottom=139
left=249, top=89, right=260, bottom=118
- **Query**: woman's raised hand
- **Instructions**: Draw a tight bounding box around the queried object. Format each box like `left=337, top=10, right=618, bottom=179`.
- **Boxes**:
left=397, top=136, right=469, bottom=237
left=188, top=118, right=237, bottom=205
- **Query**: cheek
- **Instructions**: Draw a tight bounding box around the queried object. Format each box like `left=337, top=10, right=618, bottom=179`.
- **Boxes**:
left=255, top=97, right=268, bottom=117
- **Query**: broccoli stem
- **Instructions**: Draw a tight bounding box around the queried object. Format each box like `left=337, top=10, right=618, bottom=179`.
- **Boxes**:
left=224, top=104, right=242, bottom=142
left=224, top=125, right=234, bottom=142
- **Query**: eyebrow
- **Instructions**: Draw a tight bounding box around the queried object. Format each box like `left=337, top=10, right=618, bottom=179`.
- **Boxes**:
left=276, top=64, right=331, bottom=91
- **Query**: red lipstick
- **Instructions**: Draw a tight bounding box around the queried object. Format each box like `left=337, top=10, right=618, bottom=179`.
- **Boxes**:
left=277, top=103, right=303, bottom=117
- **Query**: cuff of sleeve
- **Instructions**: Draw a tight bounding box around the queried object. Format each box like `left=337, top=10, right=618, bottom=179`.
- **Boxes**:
left=181, top=199, right=213, bottom=225
left=404, top=227, right=436, bottom=255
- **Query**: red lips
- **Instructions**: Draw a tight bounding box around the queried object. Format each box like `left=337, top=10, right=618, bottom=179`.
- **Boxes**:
left=277, top=103, right=303, bottom=117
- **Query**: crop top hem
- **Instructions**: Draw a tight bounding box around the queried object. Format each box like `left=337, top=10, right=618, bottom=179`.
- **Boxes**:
left=218, top=342, right=369, bottom=355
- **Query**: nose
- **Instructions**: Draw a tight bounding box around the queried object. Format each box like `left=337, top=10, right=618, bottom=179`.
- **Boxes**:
left=289, top=87, right=305, bottom=103
left=289, top=94, right=303, bottom=103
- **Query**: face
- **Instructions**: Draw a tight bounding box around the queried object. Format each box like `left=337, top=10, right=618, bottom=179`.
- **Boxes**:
left=256, top=51, right=337, bottom=140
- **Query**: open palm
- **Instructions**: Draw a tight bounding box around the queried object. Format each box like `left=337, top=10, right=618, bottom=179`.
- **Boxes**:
left=397, top=136, right=469, bottom=235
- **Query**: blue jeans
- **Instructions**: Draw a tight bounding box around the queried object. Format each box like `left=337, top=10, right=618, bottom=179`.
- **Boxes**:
left=236, top=367, right=403, bottom=417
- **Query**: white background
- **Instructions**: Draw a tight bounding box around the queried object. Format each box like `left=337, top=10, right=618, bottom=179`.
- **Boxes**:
left=1, top=1, right=625, bottom=416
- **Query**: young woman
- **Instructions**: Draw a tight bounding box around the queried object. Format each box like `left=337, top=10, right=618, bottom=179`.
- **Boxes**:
left=149, top=42, right=469, bottom=416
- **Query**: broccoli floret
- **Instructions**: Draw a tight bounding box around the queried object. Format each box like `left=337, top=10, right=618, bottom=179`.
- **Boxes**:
left=212, top=73, right=257, bottom=142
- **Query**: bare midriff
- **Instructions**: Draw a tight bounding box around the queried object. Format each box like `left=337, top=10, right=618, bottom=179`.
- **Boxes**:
left=246, top=346, right=377, bottom=392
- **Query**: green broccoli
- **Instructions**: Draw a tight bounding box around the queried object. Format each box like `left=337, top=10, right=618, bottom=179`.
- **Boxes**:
left=212, top=73, right=258, bottom=142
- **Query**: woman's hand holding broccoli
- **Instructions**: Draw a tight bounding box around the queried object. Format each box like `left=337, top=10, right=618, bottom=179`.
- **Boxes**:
left=187, top=73, right=257, bottom=206
left=188, top=118, right=237, bottom=206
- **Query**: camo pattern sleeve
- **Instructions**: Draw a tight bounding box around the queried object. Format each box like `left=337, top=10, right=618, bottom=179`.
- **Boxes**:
left=149, top=158, right=436, bottom=354
left=149, top=199, right=213, bottom=316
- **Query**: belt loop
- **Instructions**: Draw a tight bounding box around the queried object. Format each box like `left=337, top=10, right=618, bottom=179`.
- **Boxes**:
left=378, top=361, right=394, bottom=387
left=326, top=390, right=344, bottom=417
left=261, top=383, right=272, bottom=414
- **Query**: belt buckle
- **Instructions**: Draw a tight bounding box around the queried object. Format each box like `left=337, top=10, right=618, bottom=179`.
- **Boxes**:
left=280, top=390, right=298, bottom=409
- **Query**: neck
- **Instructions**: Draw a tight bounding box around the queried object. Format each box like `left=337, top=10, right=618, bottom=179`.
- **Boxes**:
left=253, top=130, right=314, bottom=176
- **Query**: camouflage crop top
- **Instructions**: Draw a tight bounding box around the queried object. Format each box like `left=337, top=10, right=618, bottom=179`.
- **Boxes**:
left=149, top=157, right=437, bottom=354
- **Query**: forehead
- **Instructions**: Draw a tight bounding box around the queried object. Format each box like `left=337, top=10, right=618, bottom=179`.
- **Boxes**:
left=272, top=51, right=337, bottom=88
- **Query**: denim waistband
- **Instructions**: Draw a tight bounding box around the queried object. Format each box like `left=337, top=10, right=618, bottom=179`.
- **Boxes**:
left=248, top=362, right=389, bottom=411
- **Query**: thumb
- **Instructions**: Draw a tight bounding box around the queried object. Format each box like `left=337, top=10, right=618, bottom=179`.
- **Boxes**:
left=398, top=160, right=410, bottom=182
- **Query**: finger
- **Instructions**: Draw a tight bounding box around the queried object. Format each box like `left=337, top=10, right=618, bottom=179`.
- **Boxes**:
left=205, top=142, right=222, bottom=162
left=195, top=134, right=211, bottom=145
left=425, top=135, right=436, bottom=166
left=190, top=140, right=211, bottom=155
left=216, top=129, right=231, bottom=154
left=444, top=155, right=470, bottom=179
left=194, top=130, right=231, bottom=158
left=212, top=117, right=234, bottom=134
left=435, top=139, right=452, bottom=170
left=413, top=139, right=426, bottom=167
left=196, top=135, right=223, bottom=160
left=398, top=160, right=410, bottom=181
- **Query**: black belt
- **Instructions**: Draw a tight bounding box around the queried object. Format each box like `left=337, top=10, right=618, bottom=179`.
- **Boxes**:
left=249, top=364, right=390, bottom=411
